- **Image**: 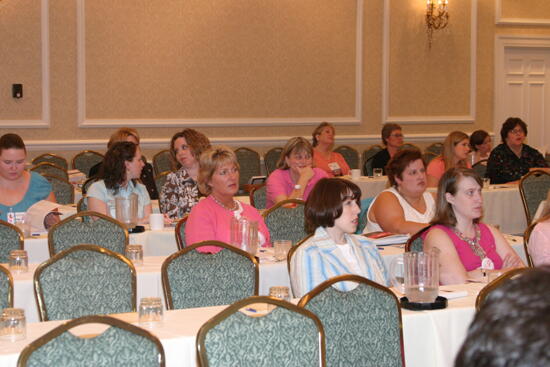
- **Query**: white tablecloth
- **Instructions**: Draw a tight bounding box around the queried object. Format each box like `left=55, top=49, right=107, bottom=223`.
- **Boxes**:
left=345, top=175, right=388, bottom=199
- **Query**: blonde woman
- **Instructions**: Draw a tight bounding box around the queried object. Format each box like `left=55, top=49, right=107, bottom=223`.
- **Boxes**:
left=427, top=131, right=471, bottom=187
left=311, top=122, right=350, bottom=177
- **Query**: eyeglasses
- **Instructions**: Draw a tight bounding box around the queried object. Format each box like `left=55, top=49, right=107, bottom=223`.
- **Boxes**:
left=509, top=128, right=525, bottom=135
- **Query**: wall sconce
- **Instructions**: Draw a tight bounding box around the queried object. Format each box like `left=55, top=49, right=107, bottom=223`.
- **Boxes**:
left=426, top=0, right=449, bottom=48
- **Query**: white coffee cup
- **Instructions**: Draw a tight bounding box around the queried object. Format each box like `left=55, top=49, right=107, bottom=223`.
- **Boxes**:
left=149, top=213, right=164, bottom=231
left=351, top=169, right=361, bottom=180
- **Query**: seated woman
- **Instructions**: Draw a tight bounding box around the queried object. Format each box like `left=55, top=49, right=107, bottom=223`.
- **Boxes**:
left=371, top=123, right=403, bottom=175
left=290, top=178, right=388, bottom=297
left=469, top=129, right=492, bottom=165
left=427, top=131, right=471, bottom=187
left=486, top=117, right=549, bottom=184
left=528, top=190, right=550, bottom=266
left=423, top=168, right=524, bottom=285
left=0, top=133, right=56, bottom=222
left=311, top=122, right=350, bottom=177
left=89, top=127, right=158, bottom=200
left=87, top=141, right=152, bottom=223
left=160, top=129, right=210, bottom=219
left=266, top=137, right=328, bottom=209
left=185, top=146, right=270, bottom=253
left=364, top=149, right=435, bottom=235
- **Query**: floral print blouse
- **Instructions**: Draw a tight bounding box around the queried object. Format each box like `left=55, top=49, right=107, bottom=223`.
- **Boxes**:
left=159, top=168, right=200, bottom=219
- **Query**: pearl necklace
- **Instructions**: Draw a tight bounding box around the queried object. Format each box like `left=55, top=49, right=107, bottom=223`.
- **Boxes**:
left=211, top=195, right=238, bottom=211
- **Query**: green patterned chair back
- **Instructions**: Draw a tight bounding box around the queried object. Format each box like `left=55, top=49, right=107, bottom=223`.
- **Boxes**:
left=405, top=225, right=432, bottom=252
left=174, top=215, right=188, bottom=251
left=234, top=147, right=261, bottom=193
left=0, top=265, right=14, bottom=310
left=362, top=145, right=383, bottom=176
left=152, top=150, right=175, bottom=176
left=249, top=183, right=267, bottom=209
left=475, top=268, right=531, bottom=312
left=162, top=241, right=259, bottom=310
left=154, top=171, right=171, bottom=196
left=41, top=174, right=74, bottom=205
left=264, top=147, right=283, bottom=175
left=82, top=176, right=100, bottom=195
left=197, top=296, right=326, bottom=367
left=263, top=199, right=307, bottom=245
left=34, top=244, right=136, bottom=321
left=422, top=151, right=438, bottom=165
left=72, top=150, right=104, bottom=177
left=334, top=145, right=359, bottom=169
left=299, top=275, right=404, bottom=367
left=519, top=169, right=550, bottom=225
left=17, top=315, right=165, bottom=367
left=30, top=162, right=69, bottom=181
left=48, top=211, right=129, bottom=256
left=472, top=160, right=488, bottom=179
left=31, top=153, right=68, bottom=170
left=425, top=142, right=443, bottom=155
left=76, top=197, right=88, bottom=213
left=0, top=220, right=24, bottom=263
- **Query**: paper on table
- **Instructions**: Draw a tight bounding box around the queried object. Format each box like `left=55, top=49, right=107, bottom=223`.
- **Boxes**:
left=438, top=286, right=468, bottom=299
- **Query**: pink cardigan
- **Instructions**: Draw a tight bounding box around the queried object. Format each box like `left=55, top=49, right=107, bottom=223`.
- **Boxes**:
left=265, top=168, right=328, bottom=209
left=185, top=196, right=271, bottom=253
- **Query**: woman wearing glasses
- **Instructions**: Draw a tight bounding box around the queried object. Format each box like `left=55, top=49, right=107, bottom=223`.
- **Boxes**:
left=486, top=117, right=549, bottom=184
left=371, top=123, right=403, bottom=175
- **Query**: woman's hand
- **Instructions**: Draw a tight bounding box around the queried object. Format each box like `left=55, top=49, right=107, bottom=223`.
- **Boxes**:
left=297, top=166, right=314, bottom=184
left=501, top=253, right=523, bottom=269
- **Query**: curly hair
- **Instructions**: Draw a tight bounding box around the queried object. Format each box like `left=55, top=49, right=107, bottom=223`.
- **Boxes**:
left=169, top=129, right=211, bottom=169
left=103, top=141, right=138, bottom=193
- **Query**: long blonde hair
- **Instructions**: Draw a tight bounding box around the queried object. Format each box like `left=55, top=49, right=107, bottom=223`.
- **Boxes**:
left=442, top=131, right=469, bottom=170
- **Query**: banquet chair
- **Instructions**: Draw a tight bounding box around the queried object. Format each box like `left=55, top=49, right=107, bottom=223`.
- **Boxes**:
left=249, top=183, right=267, bottom=209
left=334, top=145, right=359, bottom=169
left=81, top=176, right=100, bottom=195
left=41, top=174, right=74, bottom=205
left=34, top=244, right=136, bottom=321
left=154, top=171, right=171, bottom=195
left=425, top=142, right=443, bottom=155
left=298, top=275, right=404, bottom=367
left=262, top=199, right=307, bottom=245
left=17, top=315, right=164, bottom=367
left=161, top=241, right=259, bottom=310
left=264, top=147, right=283, bottom=175
left=472, top=160, right=488, bottom=178
left=405, top=224, right=433, bottom=252
left=30, top=162, right=69, bottom=181
left=196, top=296, right=326, bottom=367
left=362, top=145, right=383, bottom=176
left=72, top=150, right=104, bottom=177
left=0, top=264, right=14, bottom=310
left=174, top=215, right=189, bottom=251
left=76, top=197, right=87, bottom=213
left=152, top=150, right=175, bottom=176
left=48, top=211, right=129, bottom=256
left=31, top=153, right=68, bottom=170
left=400, top=143, right=421, bottom=152
left=519, top=169, right=550, bottom=225
left=0, top=220, right=24, bottom=263
left=475, top=267, right=531, bottom=312
left=234, top=147, right=261, bottom=194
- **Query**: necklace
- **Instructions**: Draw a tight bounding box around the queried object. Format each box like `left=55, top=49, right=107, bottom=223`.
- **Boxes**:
left=452, top=224, right=486, bottom=259
left=211, top=195, right=238, bottom=211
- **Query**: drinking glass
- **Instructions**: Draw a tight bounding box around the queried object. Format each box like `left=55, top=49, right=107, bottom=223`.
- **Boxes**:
left=0, top=308, right=26, bottom=342
left=149, top=213, right=164, bottom=231
left=9, top=250, right=28, bottom=273
left=125, top=244, right=143, bottom=266
left=350, top=169, right=361, bottom=180
left=373, top=168, right=383, bottom=177
left=482, top=178, right=490, bottom=189
left=138, top=297, right=163, bottom=327
left=15, top=216, right=31, bottom=238
left=269, top=286, right=290, bottom=302
left=230, top=217, right=259, bottom=255
left=274, top=240, right=292, bottom=261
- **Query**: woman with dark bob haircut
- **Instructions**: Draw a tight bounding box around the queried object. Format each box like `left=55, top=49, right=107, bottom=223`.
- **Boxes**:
left=486, top=117, right=548, bottom=184
left=423, top=168, right=523, bottom=285
left=469, top=129, right=492, bottom=165
left=364, top=149, right=435, bottom=234
left=87, top=141, right=151, bottom=223
left=290, top=178, right=388, bottom=297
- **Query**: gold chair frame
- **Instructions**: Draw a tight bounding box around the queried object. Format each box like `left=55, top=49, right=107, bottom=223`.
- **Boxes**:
left=31, top=153, right=69, bottom=170
left=34, top=244, right=137, bottom=321
left=161, top=240, right=259, bottom=310
left=0, top=264, right=14, bottom=308
left=518, top=169, right=550, bottom=225
left=0, top=219, right=24, bottom=250
left=174, top=215, right=189, bottom=251
left=248, top=183, right=266, bottom=209
left=196, top=296, right=326, bottom=367
left=261, top=198, right=305, bottom=218
left=41, top=174, right=75, bottom=204
left=405, top=224, right=433, bottom=252
left=17, top=315, right=165, bottom=367
left=152, top=149, right=176, bottom=176
left=475, top=267, right=531, bottom=312
left=522, top=213, right=550, bottom=267
left=30, top=162, right=69, bottom=180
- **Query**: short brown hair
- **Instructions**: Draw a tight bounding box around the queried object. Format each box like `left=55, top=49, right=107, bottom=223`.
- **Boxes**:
left=469, top=130, right=489, bottom=152
left=197, top=146, right=239, bottom=195
left=169, top=129, right=211, bottom=168
left=311, top=122, right=335, bottom=147
left=500, top=117, right=528, bottom=143
left=386, top=149, right=424, bottom=187
left=276, top=137, right=313, bottom=170
left=381, top=123, right=402, bottom=146
left=305, top=178, right=361, bottom=233
left=0, top=133, right=26, bottom=154
left=107, top=128, right=140, bottom=149
left=431, top=167, right=483, bottom=227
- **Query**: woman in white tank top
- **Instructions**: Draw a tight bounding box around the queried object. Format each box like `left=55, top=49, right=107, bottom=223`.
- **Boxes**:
left=364, top=149, right=435, bottom=234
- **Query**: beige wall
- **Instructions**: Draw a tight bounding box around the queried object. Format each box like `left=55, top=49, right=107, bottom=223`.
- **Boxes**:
left=1, top=0, right=550, bottom=159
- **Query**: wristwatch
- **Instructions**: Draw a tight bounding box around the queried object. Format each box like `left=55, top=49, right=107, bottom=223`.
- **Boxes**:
left=294, top=184, right=302, bottom=190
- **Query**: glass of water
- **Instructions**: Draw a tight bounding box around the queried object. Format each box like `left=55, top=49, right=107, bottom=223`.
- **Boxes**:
left=138, top=297, right=163, bottom=327
left=125, top=245, right=143, bottom=266
left=0, top=308, right=26, bottom=342
left=9, top=250, right=28, bottom=273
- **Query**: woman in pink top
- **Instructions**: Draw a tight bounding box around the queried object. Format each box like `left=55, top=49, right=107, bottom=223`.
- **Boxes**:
left=185, top=146, right=270, bottom=253
left=266, top=137, right=328, bottom=209
left=427, top=131, right=472, bottom=187
left=528, top=190, right=550, bottom=266
left=311, top=122, right=350, bottom=177
left=423, top=168, right=523, bottom=285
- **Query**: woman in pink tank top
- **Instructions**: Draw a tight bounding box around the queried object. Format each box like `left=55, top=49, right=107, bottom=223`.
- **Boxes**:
left=423, top=168, right=524, bottom=285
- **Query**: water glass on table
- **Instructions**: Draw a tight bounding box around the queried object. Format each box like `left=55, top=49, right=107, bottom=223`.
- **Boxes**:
left=125, top=244, right=143, bottom=266
left=274, top=240, right=292, bottom=261
left=0, top=308, right=26, bottom=342
left=9, top=250, right=28, bottom=273
left=482, top=178, right=491, bottom=189
left=138, top=297, right=163, bottom=328
left=373, top=168, right=383, bottom=177
left=350, top=169, right=361, bottom=181
left=269, top=286, right=290, bottom=302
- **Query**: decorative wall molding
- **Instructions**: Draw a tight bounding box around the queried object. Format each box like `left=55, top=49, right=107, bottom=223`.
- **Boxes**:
left=0, top=0, right=50, bottom=128
left=382, top=0, right=477, bottom=125
left=76, top=0, right=364, bottom=128
left=495, top=0, right=550, bottom=26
